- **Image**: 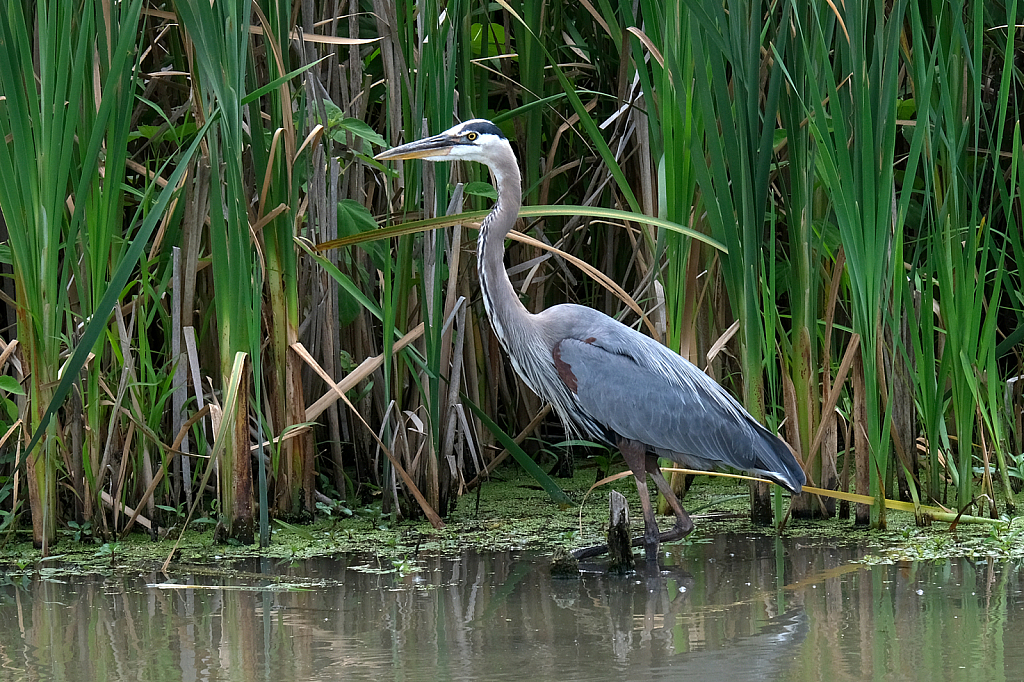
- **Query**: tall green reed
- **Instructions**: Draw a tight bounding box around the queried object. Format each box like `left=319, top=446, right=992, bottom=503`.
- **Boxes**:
left=372, top=0, right=437, bottom=516
left=174, top=0, right=258, bottom=543
left=0, top=0, right=146, bottom=548
left=898, top=0, right=1020, bottom=513
left=680, top=0, right=791, bottom=522
left=774, top=1, right=838, bottom=517
left=801, top=0, right=910, bottom=526
left=417, top=0, right=460, bottom=514
left=73, top=0, right=145, bottom=526
left=624, top=0, right=700, bottom=356
left=0, top=1, right=100, bottom=549
left=247, top=2, right=313, bottom=534
left=0, top=0, right=214, bottom=550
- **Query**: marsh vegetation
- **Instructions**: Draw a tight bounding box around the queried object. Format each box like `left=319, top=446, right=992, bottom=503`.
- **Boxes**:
left=0, top=0, right=1020, bottom=558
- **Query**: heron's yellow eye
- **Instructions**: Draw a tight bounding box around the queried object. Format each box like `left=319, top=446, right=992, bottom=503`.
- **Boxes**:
left=466, top=132, right=478, bottom=141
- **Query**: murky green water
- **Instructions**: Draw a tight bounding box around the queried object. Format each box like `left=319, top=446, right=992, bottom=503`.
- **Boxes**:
left=1, top=534, right=1022, bottom=681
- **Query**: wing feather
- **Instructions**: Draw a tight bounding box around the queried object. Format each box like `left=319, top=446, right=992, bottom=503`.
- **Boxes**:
left=553, top=336, right=804, bottom=492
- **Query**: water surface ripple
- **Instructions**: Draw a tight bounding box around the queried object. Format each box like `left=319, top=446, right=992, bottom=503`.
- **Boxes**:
left=1, top=534, right=1021, bottom=681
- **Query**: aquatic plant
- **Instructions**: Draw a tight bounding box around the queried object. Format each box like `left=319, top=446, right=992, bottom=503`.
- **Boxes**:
left=0, top=0, right=1018, bottom=555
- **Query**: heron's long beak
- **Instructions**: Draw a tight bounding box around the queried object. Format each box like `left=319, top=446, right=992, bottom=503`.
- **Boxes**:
left=374, top=134, right=456, bottom=161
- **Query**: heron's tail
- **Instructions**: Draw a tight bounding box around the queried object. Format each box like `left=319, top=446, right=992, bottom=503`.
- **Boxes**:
left=750, top=425, right=806, bottom=494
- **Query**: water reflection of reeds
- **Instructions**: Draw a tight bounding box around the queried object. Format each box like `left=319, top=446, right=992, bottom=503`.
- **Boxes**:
left=2, top=538, right=1021, bottom=680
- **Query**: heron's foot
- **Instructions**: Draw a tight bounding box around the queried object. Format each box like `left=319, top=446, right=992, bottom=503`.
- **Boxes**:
left=670, top=513, right=695, bottom=538
left=641, top=520, right=697, bottom=561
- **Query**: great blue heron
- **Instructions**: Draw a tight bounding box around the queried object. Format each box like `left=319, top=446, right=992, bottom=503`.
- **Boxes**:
left=375, top=119, right=805, bottom=561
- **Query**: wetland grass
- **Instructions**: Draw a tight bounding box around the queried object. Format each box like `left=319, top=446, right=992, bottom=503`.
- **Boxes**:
left=0, top=0, right=1019, bottom=560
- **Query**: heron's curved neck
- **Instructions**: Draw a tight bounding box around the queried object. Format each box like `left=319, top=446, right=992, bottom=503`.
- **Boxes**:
left=478, top=157, right=531, bottom=343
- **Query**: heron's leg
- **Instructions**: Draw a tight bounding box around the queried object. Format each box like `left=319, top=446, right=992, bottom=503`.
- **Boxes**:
left=645, top=454, right=694, bottom=540
left=618, top=438, right=660, bottom=560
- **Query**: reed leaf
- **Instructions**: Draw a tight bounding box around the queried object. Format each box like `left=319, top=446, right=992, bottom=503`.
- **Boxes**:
left=680, top=0, right=791, bottom=522
left=174, top=0, right=258, bottom=542
left=800, top=0, right=910, bottom=526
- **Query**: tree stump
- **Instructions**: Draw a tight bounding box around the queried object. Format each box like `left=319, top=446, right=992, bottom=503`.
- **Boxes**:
left=607, top=490, right=633, bottom=572
left=549, top=546, right=580, bottom=577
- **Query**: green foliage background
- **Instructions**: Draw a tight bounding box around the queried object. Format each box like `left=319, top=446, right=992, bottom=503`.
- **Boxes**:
left=0, top=0, right=1020, bottom=551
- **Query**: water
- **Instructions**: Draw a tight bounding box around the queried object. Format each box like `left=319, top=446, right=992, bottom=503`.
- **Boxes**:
left=1, top=534, right=1022, bottom=681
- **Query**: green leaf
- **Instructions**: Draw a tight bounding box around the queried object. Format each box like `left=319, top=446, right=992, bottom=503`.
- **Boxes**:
left=295, top=237, right=383, bottom=322
left=321, top=205, right=726, bottom=252
left=3, top=396, right=17, bottom=422
left=337, top=198, right=388, bottom=272
left=336, top=117, right=387, bottom=149
left=463, top=181, right=497, bottom=200
left=896, top=98, right=917, bottom=120
left=0, top=375, right=25, bottom=395
left=470, top=22, right=507, bottom=58
left=321, top=101, right=388, bottom=150
left=463, top=397, right=574, bottom=506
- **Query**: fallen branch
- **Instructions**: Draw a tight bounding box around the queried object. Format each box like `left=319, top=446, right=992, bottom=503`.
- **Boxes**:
left=291, top=338, right=444, bottom=529
left=101, top=491, right=152, bottom=531
left=302, top=323, right=424, bottom=422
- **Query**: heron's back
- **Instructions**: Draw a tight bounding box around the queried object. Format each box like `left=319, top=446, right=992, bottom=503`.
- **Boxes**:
left=530, top=305, right=805, bottom=493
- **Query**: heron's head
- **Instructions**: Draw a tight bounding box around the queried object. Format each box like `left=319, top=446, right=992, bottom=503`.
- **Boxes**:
left=374, top=119, right=510, bottom=166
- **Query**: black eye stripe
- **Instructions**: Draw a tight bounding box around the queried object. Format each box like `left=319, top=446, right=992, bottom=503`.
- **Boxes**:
left=461, top=120, right=505, bottom=140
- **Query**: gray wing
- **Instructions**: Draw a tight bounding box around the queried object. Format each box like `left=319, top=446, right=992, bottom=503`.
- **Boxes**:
left=553, top=335, right=804, bottom=492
